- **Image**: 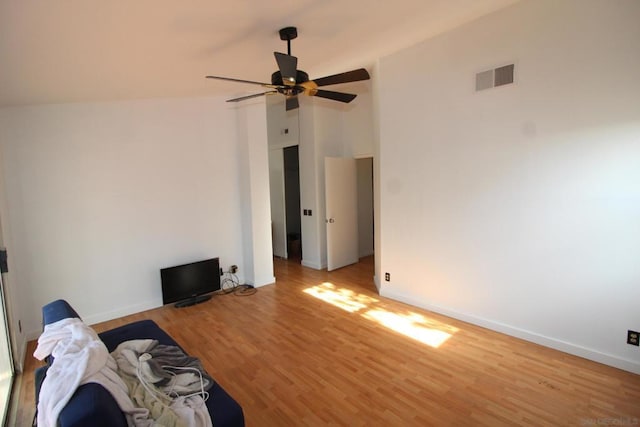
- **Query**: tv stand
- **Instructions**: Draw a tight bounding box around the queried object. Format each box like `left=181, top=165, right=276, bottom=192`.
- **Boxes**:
left=174, top=294, right=212, bottom=308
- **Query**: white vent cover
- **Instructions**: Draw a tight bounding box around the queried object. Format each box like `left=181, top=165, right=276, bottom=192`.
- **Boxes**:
left=476, top=64, right=514, bottom=91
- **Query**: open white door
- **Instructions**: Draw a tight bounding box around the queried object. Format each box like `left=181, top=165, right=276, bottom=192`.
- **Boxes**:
left=325, top=157, right=358, bottom=271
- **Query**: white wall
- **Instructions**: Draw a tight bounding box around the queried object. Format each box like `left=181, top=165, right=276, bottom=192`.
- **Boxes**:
left=346, top=86, right=376, bottom=260
left=297, top=98, right=348, bottom=269
left=235, top=99, right=276, bottom=288
left=295, top=98, right=319, bottom=269
left=268, top=148, right=287, bottom=258
left=343, top=86, right=375, bottom=159
left=377, top=0, right=640, bottom=373
left=266, top=96, right=299, bottom=150
left=0, top=97, right=246, bottom=340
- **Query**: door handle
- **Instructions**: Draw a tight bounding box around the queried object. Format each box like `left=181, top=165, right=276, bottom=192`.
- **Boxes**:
left=326, top=218, right=335, bottom=223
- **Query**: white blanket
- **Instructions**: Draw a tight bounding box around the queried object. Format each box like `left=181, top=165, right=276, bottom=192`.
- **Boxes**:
left=34, top=317, right=150, bottom=427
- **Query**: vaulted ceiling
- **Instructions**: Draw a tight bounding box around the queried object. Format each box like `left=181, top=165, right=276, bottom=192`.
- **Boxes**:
left=0, top=0, right=517, bottom=108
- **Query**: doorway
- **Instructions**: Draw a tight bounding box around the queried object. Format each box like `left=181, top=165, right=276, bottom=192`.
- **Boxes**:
left=283, top=146, right=302, bottom=261
left=268, top=144, right=303, bottom=262
left=356, top=157, right=374, bottom=259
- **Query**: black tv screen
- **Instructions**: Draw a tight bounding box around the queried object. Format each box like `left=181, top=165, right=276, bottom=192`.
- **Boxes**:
left=161, top=257, right=221, bottom=307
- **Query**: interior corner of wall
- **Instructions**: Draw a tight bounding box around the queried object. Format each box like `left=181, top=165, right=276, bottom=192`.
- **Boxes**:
left=373, top=275, right=381, bottom=292
left=252, top=276, right=276, bottom=288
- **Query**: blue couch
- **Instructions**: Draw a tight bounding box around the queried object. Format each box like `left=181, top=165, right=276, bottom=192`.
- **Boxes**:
left=35, top=299, right=244, bottom=427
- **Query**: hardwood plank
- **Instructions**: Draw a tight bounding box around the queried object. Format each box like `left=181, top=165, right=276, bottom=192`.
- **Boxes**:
left=9, top=256, right=640, bottom=426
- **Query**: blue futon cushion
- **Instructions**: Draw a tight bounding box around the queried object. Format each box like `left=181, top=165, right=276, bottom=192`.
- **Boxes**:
left=38, top=300, right=244, bottom=427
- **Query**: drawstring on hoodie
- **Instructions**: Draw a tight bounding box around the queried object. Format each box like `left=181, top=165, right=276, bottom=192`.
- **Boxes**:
left=135, top=352, right=209, bottom=408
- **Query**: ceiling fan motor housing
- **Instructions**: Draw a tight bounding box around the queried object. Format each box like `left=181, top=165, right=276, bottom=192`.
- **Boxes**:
left=271, top=70, right=309, bottom=86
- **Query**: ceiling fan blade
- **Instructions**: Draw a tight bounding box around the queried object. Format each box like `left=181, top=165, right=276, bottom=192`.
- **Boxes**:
left=206, top=75, right=280, bottom=89
left=274, top=52, right=298, bottom=86
left=227, top=91, right=277, bottom=103
left=311, top=68, right=370, bottom=87
left=312, top=89, right=357, bottom=103
left=286, top=96, right=299, bottom=111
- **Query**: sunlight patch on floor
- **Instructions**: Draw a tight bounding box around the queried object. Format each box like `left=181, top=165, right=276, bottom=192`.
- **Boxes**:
left=303, top=282, right=457, bottom=348
left=303, top=282, right=378, bottom=313
left=362, top=309, right=458, bottom=348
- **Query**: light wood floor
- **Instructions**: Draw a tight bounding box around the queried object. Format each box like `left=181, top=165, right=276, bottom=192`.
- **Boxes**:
left=10, top=256, right=640, bottom=426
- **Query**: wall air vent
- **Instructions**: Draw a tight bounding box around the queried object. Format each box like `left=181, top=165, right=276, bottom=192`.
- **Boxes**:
left=475, top=63, right=515, bottom=91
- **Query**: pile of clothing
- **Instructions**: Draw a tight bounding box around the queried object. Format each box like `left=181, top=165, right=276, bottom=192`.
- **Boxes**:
left=34, top=317, right=214, bottom=427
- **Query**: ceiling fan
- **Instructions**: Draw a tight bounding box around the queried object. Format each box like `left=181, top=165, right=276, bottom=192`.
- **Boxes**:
left=206, top=27, right=370, bottom=111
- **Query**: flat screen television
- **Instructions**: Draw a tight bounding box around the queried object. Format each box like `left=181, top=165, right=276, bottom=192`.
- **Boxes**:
left=161, top=257, right=221, bottom=307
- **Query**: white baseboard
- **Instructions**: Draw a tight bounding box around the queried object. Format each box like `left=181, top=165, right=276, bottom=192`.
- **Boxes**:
left=381, top=288, right=640, bottom=375
left=26, top=329, right=40, bottom=342
left=83, top=299, right=160, bottom=326
left=301, top=259, right=325, bottom=270
left=15, top=335, right=28, bottom=373
left=252, top=276, right=276, bottom=288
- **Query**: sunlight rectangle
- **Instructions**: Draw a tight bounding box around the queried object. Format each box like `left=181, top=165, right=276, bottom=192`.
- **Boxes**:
left=303, top=283, right=457, bottom=348
left=363, top=309, right=456, bottom=348
left=303, top=282, right=378, bottom=313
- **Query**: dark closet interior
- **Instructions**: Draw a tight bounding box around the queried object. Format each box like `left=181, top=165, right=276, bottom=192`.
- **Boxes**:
left=283, top=146, right=302, bottom=260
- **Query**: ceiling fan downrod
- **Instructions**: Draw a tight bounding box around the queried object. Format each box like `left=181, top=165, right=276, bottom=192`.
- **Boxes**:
left=279, top=26, right=297, bottom=56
